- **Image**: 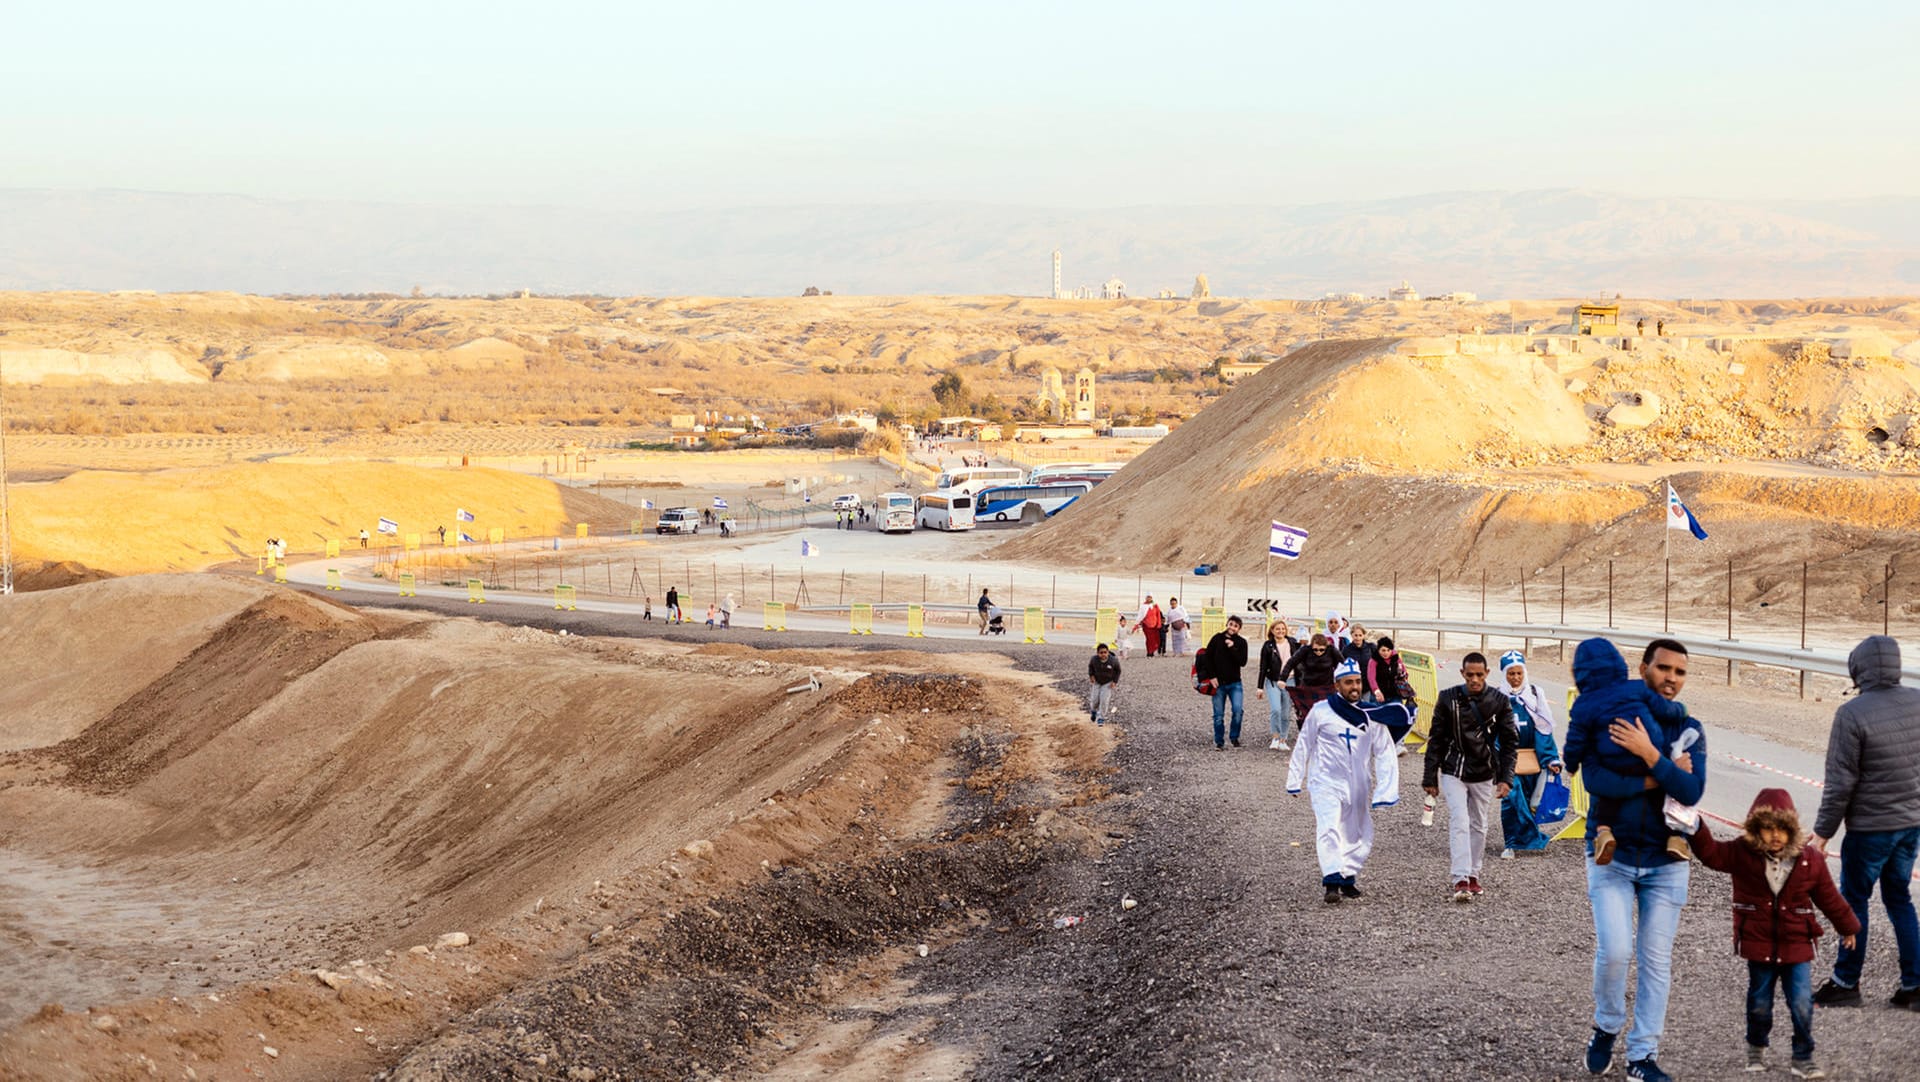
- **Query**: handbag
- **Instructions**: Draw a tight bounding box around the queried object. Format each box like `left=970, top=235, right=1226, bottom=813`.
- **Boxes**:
left=1534, top=771, right=1570, bottom=823
left=1514, top=748, right=1542, bottom=776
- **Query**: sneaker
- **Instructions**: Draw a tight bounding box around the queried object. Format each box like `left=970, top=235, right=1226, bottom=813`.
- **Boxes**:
left=1396, top=744, right=1409, bottom=757
left=1584, top=1027, right=1617, bottom=1075
left=1324, top=886, right=1342, bottom=904
left=1745, top=1044, right=1766, bottom=1072
left=1789, top=1058, right=1825, bottom=1079
left=1467, top=877, right=1484, bottom=896
left=1230, top=739, right=1241, bottom=747
left=1891, top=985, right=1920, bottom=1008
left=1811, top=979, right=1862, bottom=1007
left=1269, top=738, right=1286, bottom=751
left=1339, top=883, right=1362, bottom=898
left=1626, top=1058, right=1672, bottom=1082
left=1667, top=836, right=1695, bottom=862
left=1452, top=880, right=1473, bottom=903
left=1594, top=826, right=1618, bottom=866
left=1500, top=848, right=1515, bottom=860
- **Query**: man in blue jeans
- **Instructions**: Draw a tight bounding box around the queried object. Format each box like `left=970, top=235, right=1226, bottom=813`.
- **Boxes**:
left=1204, top=616, right=1249, bottom=749
left=1810, top=634, right=1920, bottom=1009
left=1566, top=638, right=1706, bottom=1082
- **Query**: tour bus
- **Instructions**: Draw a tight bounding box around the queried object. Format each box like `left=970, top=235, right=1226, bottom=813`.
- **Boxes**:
left=878, top=492, right=917, bottom=534
left=973, top=481, right=1092, bottom=523
left=915, top=491, right=976, bottom=531
left=1027, top=461, right=1125, bottom=486
left=933, top=465, right=1025, bottom=495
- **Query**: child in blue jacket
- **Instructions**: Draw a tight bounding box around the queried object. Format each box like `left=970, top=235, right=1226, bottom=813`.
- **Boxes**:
left=1566, top=638, right=1697, bottom=863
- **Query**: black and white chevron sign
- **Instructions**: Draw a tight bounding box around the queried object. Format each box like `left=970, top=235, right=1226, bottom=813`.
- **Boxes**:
left=1246, top=598, right=1281, bottom=612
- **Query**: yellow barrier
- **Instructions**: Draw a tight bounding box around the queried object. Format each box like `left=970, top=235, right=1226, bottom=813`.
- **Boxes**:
left=763, top=602, right=787, bottom=631
left=1022, top=606, right=1047, bottom=644
left=273, top=564, right=288, bottom=584
left=1094, top=606, right=1118, bottom=647
left=398, top=571, right=417, bottom=597
left=325, top=540, right=340, bottom=558
left=576, top=523, right=589, bottom=539
left=850, top=603, right=874, bottom=635
left=1399, top=648, right=1441, bottom=751
left=631, top=519, right=646, bottom=535
left=325, top=568, right=343, bottom=591
left=467, top=579, right=485, bottom=604
left=488, top=527, right=505, bottom=544
left=1552, top=687, right=1589, bottom=842
left=1200, top=606, right=1226, bottom=645
left=906, top=604, right=926, bottom=637
left=555, top=584, right=578, bottom=610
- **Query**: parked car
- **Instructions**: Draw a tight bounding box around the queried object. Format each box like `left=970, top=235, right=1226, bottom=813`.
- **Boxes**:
left=831, top=493, right=861, bottom=511
left=655, top=507, right=701, bottom=534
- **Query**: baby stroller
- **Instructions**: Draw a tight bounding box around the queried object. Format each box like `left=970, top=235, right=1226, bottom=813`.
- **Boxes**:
left=986, top=605, right=1007, bottom=636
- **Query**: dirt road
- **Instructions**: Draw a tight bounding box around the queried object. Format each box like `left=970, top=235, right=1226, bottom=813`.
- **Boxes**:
left=358, top=588, right=1920, bottom=1080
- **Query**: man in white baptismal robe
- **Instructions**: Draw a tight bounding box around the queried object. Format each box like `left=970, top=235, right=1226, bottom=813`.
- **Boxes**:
left=1285, top=659, right=1416, bottom=904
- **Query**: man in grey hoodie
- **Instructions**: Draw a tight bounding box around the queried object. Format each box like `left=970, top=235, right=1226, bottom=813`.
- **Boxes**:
left=1809, top=635, right=1920, bottom=1009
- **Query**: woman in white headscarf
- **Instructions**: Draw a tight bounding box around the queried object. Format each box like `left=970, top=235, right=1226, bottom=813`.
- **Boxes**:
left=1497, top=650, right=1563, bottom=858
left=1325, top=612, right=1350, bottom=651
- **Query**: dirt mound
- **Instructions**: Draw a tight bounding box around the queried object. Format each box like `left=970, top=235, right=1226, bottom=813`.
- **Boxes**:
left=5, top=558, right=111, bottom=592
left=7, top=461, right=636, bottom=573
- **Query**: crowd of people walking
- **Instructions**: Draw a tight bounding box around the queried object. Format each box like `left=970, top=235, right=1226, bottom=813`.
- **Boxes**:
left=1090, top=603, right=1919, bottom=1082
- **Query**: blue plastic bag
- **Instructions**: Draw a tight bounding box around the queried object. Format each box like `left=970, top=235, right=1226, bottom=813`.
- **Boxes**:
left=1534, top=772, right=1570, bottom=823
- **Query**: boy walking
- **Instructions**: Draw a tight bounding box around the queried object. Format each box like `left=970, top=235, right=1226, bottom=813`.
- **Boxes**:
left=1424, top=652, right=1518, bottom=901
left=1203, top=616, right=1250, bottom=749
left=1692, top=789, right=1858, bottom=1078
left=1087, top=643, right=1121, bottom=726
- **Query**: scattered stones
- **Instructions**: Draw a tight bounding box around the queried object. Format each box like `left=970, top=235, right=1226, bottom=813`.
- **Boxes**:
left=312, top=969, right=352, bottom=990
left=435, top=932, right=471, bottom=949
left=90, top=1013, right=119, bottom=1033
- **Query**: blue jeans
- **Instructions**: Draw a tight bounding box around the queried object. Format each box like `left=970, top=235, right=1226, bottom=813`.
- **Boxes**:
left=1264, top=686, right=1293, bottom=739
left=1831, top=825, right=1920, bottom=990
left=1746, top=961, right=1813, bottom=1059
left=1211, top=682, right=1244, bottom=746
left=1588, top=858, right=1690, bottom=1062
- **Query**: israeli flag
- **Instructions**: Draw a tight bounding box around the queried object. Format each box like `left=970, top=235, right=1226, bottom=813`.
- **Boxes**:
left=641, top=498, right=655, bottom=510
left=459, top=531, right=476, bottom=543
left=1269, top=520, right=1308, bottom=560
left=456, top=508, right=475, bottom=523
left=800, top=539, right=818, bottom=557
left=377, top=517, right=399, bottom=534
left=713, top=497, right=729, bottom=509
left=1665, top=483, right=1709, bottom=540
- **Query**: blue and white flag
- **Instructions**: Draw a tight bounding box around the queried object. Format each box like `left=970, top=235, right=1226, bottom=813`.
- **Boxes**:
left=377, top=517, right=399, bottom=535
left=455, top=508, right=475, bottom=523
left=641, top=498, right=655, bottom=510
left=713, top=496, right=729, bottom=509
left=1269, top=520, right=1308, bottom=560
left=459, top=531, right=476, bottom=543
left=1665, top=483, right=1709, bottom=540
left=800, top=539, right=819, bottom=557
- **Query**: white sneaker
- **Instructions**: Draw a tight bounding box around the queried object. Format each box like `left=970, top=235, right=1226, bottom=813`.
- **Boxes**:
left=1500, top=848, right=1515, bottom=860
left=1269, top=738, right=1286, bottom=750
left=1396, top=744, right=1409, bottom=757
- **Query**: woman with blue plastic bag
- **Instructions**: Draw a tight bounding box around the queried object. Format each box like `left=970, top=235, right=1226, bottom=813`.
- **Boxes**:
left=1498, top=650, right=1565, bottom=858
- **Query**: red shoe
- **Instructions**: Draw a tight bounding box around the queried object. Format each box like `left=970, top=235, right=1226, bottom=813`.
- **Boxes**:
left=1467, top=877, right=1484, bottom=896
left=1451, top=880, right=1473, bottom=903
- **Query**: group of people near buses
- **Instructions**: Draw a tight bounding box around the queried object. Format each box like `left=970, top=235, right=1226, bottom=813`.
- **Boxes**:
left=1087, top=608, right=1920, bottom=1082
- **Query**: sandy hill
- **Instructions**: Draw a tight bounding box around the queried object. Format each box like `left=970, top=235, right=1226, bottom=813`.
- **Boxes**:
left=8, top=461, right=638, bottom=575
left=995, top=335, right=1920, bottom=600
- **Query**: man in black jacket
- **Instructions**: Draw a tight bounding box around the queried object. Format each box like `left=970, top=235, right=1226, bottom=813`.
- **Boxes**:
left=1087, top=643, right=1121, bottom=726
left=1423, top=652, right=1518, bottom=902
left=1205, top=616, right=1250, bottom=749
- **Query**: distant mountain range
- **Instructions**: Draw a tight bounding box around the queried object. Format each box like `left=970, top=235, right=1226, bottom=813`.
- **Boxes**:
left=3, top=188, right=1917, bottom=299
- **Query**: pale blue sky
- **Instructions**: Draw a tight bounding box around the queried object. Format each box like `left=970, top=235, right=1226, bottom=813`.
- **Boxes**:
left=7, top=0, right=1915, bottom=208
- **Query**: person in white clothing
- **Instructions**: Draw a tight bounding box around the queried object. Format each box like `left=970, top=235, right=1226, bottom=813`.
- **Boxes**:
left=1166, top=598, right=1192, bottom=656
left=1287, top=659, right=1417, bottom=904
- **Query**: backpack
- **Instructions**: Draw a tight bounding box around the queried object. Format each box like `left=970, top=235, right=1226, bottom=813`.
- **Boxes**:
left=1192, top=647, right=1216, bottom=696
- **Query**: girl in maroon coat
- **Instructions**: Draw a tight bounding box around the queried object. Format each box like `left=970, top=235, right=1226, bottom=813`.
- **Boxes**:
left=1692, top=788, right=1860, bottom=1078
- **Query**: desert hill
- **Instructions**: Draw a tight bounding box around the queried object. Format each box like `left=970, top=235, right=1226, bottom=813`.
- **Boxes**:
left=994, top=334, right=1920, bottom=610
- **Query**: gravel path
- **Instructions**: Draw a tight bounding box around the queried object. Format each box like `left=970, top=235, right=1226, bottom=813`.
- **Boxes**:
left=328, top=587, right=1920, bottom=1080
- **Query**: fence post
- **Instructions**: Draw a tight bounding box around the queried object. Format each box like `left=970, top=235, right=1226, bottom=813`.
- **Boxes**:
left=1392, top=571, right=1398, bottom=619
left=881, top=571, right=886, bottom=604
left=1608, top=560, right=1615, bottom=629
left=1887, top=562, right=1895, bottom=636
left=1727, top=558, right=1735, bottom=685
left=1349, top=572, right=1355, bottom=617
left=1800, top=561, right=1809, bottom=700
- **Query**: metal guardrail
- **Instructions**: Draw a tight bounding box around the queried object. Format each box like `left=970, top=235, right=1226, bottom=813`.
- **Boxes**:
left=793, top=603, right=1909, bottom=683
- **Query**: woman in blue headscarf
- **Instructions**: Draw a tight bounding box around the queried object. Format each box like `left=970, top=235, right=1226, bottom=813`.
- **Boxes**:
left=1497, top=650, right=1563, bottom=857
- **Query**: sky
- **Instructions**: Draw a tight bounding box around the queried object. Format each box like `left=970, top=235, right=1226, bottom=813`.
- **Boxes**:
left=6, top=0, right=1918, bottom=210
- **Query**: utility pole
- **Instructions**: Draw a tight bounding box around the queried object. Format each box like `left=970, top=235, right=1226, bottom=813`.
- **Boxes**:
left=0, top=350, right=12, bottom=596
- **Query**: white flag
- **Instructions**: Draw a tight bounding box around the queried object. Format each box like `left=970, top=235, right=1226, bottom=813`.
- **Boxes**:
left=377, top=517, right=399, bottom=535
left=1665, top=484, right=1709, bottom=540
left=1269, top=520, right=1308, bottom=560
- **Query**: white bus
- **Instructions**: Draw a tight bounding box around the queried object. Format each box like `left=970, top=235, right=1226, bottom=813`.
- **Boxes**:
left=1027, top=461, right=1125, bottom=485
left=915, top=491, right=976, bottom=531
left=974, top=481, right=1092, bottom=523
left=878, top=492, right=917, bottom=534
left=934, top=465, right=1024, bottom=495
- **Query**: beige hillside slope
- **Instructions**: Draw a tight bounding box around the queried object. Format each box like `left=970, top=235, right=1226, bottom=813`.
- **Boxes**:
left=8, top=461, right=639, bottom=574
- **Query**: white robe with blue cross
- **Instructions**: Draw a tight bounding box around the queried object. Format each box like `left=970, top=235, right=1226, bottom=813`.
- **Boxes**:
left=1285, top=695, right=1409, bottom=881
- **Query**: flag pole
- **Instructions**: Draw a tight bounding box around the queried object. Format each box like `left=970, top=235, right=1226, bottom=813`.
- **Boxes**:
left=1662, top=481, right=1671, bottom=632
